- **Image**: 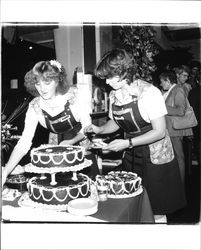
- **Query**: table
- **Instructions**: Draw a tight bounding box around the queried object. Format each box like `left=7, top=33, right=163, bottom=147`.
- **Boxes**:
left=2, top=187, right=154, bottom=223
left=2, top=152, right=154, bottom=223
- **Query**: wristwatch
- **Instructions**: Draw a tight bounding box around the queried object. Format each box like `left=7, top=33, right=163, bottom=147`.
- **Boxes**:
left=128, top=138, right=133, bottom=148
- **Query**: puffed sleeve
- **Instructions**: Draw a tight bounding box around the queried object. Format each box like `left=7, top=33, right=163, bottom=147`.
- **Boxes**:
left=15, top=99, right=39, bottom=154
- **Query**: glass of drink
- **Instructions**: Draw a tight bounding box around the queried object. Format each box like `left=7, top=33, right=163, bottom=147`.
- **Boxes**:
left=95, top=175, right=110, bottom=201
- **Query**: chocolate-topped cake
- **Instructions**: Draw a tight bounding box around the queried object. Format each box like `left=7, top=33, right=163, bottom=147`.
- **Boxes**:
left=31, top=145, right=85, bottom=169
left=25, top=144, right=93, bottom=208
left=27, top=173, right=90, bottom=206
left=105, top=171, right=142, bottom=197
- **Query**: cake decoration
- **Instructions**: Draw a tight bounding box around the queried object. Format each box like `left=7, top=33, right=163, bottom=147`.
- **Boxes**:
left=25, top=144, right=93, bottom=208
left=96, top=171, right=142, bottom=198
left=30, top=144, right=85, bottom=168
left=27, top=173, right=91, bottom=206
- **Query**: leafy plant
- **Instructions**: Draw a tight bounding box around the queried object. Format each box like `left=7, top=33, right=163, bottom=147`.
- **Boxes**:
left=117, top=25, right=159, bottom=82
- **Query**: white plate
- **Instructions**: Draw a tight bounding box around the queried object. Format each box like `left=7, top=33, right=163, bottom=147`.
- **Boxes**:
left=67, top=198, right=98, bottom=216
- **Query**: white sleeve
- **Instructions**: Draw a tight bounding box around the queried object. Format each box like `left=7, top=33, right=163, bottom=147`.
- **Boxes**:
left=71, top=85, right=92, bottom=133
left=15, top=103, right=39, bottom=154
left=138, top=86, right=167, bottom=122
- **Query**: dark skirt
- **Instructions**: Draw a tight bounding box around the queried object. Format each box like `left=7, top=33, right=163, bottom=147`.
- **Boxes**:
left=122, top=145, right=186, bottom=215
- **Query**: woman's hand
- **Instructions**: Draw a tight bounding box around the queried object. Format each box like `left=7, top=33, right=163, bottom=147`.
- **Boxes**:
left=79, top=138, right=91, bottom=150
left=84, top=124, right=101, bottom=134
left=107, top=139, right=129, bottom=152
left=59, top=139, right=73, bottom=146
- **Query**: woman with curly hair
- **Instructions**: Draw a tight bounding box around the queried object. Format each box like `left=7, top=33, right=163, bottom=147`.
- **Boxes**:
left=2, top=60, right=92, bottom=185
left=85, top=49, right=186, bottom=222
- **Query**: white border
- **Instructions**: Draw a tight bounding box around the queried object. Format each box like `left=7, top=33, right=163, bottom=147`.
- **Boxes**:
left=1, top=1, right=201, bottom=24
left=1, top=1, right=201, bottom=250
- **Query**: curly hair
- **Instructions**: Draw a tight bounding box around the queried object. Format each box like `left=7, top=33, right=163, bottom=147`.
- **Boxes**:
left=95, top=49, right=136, bottom=85
left=24, top=60, right=69, bottom=97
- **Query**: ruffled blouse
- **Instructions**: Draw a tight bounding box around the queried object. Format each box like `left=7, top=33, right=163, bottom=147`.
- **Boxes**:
left=15, top=86, right=92, bottom=154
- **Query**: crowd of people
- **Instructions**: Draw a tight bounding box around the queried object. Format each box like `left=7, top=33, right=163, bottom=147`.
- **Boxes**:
left=2, top=48, right=200, bottom=223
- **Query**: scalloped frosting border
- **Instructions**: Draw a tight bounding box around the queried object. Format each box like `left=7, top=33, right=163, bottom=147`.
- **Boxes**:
left=31, top=144, right=85, bottom=166
left=105, top=171, right=142, bottom=196
left=18, top=192, right=68, bottom=211
left=108, top=186, right=143, bottom=199
left=24, top=159, right=92, bottom=174
left=27, top=173, right=91, bottom=203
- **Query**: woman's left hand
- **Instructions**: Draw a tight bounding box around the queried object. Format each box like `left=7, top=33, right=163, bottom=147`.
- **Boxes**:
left=59, top=140, right=73, bottom=146
left=107, top=139, right=129, bottom=152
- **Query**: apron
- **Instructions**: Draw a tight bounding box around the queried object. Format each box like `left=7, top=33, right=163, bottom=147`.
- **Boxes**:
left=42, top=101, right=82, bottom=144
left=112, top=95, right=186, bottom=215
left=42, top=101, right=101, bottom=178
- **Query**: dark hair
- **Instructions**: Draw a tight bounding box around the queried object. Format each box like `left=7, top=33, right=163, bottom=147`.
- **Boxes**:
left=24, top=60, right=69, bottom=97
left=159, top=70, right=177, bottom=84
left=95, top=49, right=136, bottom=84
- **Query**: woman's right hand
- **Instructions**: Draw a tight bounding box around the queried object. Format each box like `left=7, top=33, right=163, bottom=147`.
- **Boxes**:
left=84, top=124, right=101, bottom=135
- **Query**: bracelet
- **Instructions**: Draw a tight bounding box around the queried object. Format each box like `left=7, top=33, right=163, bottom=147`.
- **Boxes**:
left=128, top=138, right=133, bottom=148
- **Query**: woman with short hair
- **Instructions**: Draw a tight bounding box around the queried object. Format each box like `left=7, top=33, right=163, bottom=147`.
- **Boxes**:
left=2, top=60, right=92, bottom=185
left=85, top=49, right=186, bottom=222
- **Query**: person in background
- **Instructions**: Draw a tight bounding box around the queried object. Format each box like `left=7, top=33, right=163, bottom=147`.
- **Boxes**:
left=175, top=65, right=195, bottom=177
left=85, top=49, right=186, bottom=223
left=188, top=61, right=200, bottom=165
left=174, top=65, right=192, bottom=96
left=188, top=85, right=200, bottom=165
left=159, top=70, right=193, bottom=185
left=2, top=60, right=92, bottom=186
left=188, top=61, right=201, bottom=89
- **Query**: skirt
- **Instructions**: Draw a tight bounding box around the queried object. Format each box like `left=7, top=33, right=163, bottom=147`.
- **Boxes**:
left=122, top=145, right=186, bottom=215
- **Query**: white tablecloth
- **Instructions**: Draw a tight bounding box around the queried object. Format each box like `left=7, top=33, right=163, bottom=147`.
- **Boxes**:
left=2, top=205, right=105, bottom=222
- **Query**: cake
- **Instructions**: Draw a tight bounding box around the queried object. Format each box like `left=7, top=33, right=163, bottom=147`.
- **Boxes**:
left=27, top=173, right=91, bottom=206
left=91, top=138, right=108, bottom=149
left=30, top=144, right=85, bottom=169
left=25, top=144, right=92, bottom=208
left=96, top=171, right=142, bottom=197
left=6, top=174, right=29, bottom=191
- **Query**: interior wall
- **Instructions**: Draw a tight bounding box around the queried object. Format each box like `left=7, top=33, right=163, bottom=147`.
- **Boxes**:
left=54, top=25, right=84, bottom=84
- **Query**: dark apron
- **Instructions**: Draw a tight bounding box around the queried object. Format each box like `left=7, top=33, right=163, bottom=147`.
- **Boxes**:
left=112, top=96, right=151, bottom=183
left=112, top=96, right=186, bottom=214
left=42, top=101, right=82, bottom=144
left=42, top=101, right=100, bottom=178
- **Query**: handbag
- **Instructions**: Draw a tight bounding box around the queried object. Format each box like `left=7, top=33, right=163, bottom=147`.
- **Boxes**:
left=172, top=98, right=198, bottom=130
